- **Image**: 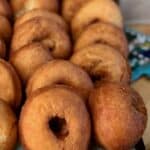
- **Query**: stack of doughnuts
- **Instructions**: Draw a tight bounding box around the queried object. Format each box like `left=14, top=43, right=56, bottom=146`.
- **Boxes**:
left=69, top=0, right=131, bottom=84
left=0, top=1, right=22, bottom=149
left=0, top=0, right=147, bottom=150
left=67, top=0, right=147, bottom=149
left=21, top=66, right=92, bottom=150
left=10, top=8, right=72, bottom=83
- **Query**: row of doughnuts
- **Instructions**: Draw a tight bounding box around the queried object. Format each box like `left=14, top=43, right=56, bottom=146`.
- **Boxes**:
left=9, top=5, right=93, bottom=148
left=10, top=9, right=72, bottom=83
left=0, top=0, right=147, bottom=150
left=0, top=1, right=22, bottom=150
left=68, top=0, right=147, bottom=149
left=0, top=1, right=22, bottom=107
left=69, top=0, right=131, bottom=84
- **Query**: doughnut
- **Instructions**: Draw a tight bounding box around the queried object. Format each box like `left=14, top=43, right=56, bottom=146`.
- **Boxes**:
left=75, top=22, right=128, bottom=58
left=0, top=59, right=22, bottom=107
left=10, top=0, right=59, bottom=18
left=0, top=39, right=6, bottom=58
left=0, top=0, right=12, bottom=18
left=10, top=43, right=53, bottom=83
left=89, top=81, right=147, bottom=150
left=0, top=15, right=12, bottom=42
left=14, top=9, right=68, bottom=31
left=0, top=100, right=17, bottom=150
left=62, top=0, right=91, bottom=23
left=70, top=44, right=131, bottom=84
left=71, top=0, right=123, bottom=40
left=27, top=60, right=94, bottom=100
left=20, top=85, right=91, bottom=150
left=11, top=18, right=71, bottom=59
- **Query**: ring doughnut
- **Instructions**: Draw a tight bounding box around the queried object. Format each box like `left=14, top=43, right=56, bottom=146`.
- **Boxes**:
left=71, top=0, right=123, bottom=40
left=27, top=60, right=94, bottom=100
left=70, top=44, right=131, bottom=83
left=0, top=100, right=17, bottom=150
left=89, top=81, right=147, bottom=150
left=0, top=39, right=6, bottom=58
left=75, top=22, right=128, bottom=57
left=10, top=43, right=53, bottom=83
left=11, top=18, right=71, bottom=59
left=10, top=0, right=59, bottom=18
left=62, top=0, right=91, bottom=23
left=14, top=9, right=68, bottom=31
left=20, top=85, right=91, bottom=150
left=0, top=0, right=12, bottom=18
left=0, top=59, right=22, bottom=108
left=0, top=15, right=12, bottom=42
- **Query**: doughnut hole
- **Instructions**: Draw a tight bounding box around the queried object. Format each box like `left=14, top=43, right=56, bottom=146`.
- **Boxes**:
left=41, top=39, right=55, bottom=54
left=49, top=116, right=69, bottom=140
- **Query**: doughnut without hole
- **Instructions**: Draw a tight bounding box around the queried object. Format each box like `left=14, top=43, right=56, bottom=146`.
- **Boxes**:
left=11, top=18, right=72, bottom=59
left=89, top=81, right=147, bottom=150
left=20, top=85, right=91, bottom=150
left=70, top=44, right=131, bottom=84
left=27, top=60, right=94, bottom=100
left=71, top=0, right=123, bottom=40
left=10, top=43, right=53, bottom=83
left=75, top=22, right=128, bottom=58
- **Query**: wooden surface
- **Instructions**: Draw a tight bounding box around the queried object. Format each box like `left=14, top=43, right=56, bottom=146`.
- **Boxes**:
left=131, top=25, right=150, bottom=149
left=129, top=24, right=150, bottom=35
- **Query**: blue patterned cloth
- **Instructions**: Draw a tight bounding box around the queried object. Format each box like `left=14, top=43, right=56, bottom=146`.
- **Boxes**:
left=126, top=28, right=150, bottom=81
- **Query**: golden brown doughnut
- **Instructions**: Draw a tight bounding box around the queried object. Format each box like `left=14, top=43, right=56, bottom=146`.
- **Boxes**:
left=11, top=18, right=71, bottom=59
left=71, top=44, right=131, bottom=84
left=27, top=60, right=94, bottom=100
left=10, top=0, right=59, bottom=18
left=0, top=15, right=11, bottom=42
left=14, top=9, right=68, bottom=31
left=75, top=22, right=128, bottom=58
left=20, top=85, right=91, bottom=150
left=89, top=81, right=147, bottom=150
left=0, top=100, right=17, bottom=150
left=0, top=39, right=6, bottom=58
left=71, top=0, right=123, bottom=40
left=0, top=0, right=12, bottom=18
left=62, top=0, right=91, bottom=23
left=0, top=59, right=22, bottom=108
left=10, top=43, right=53, bottom=83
